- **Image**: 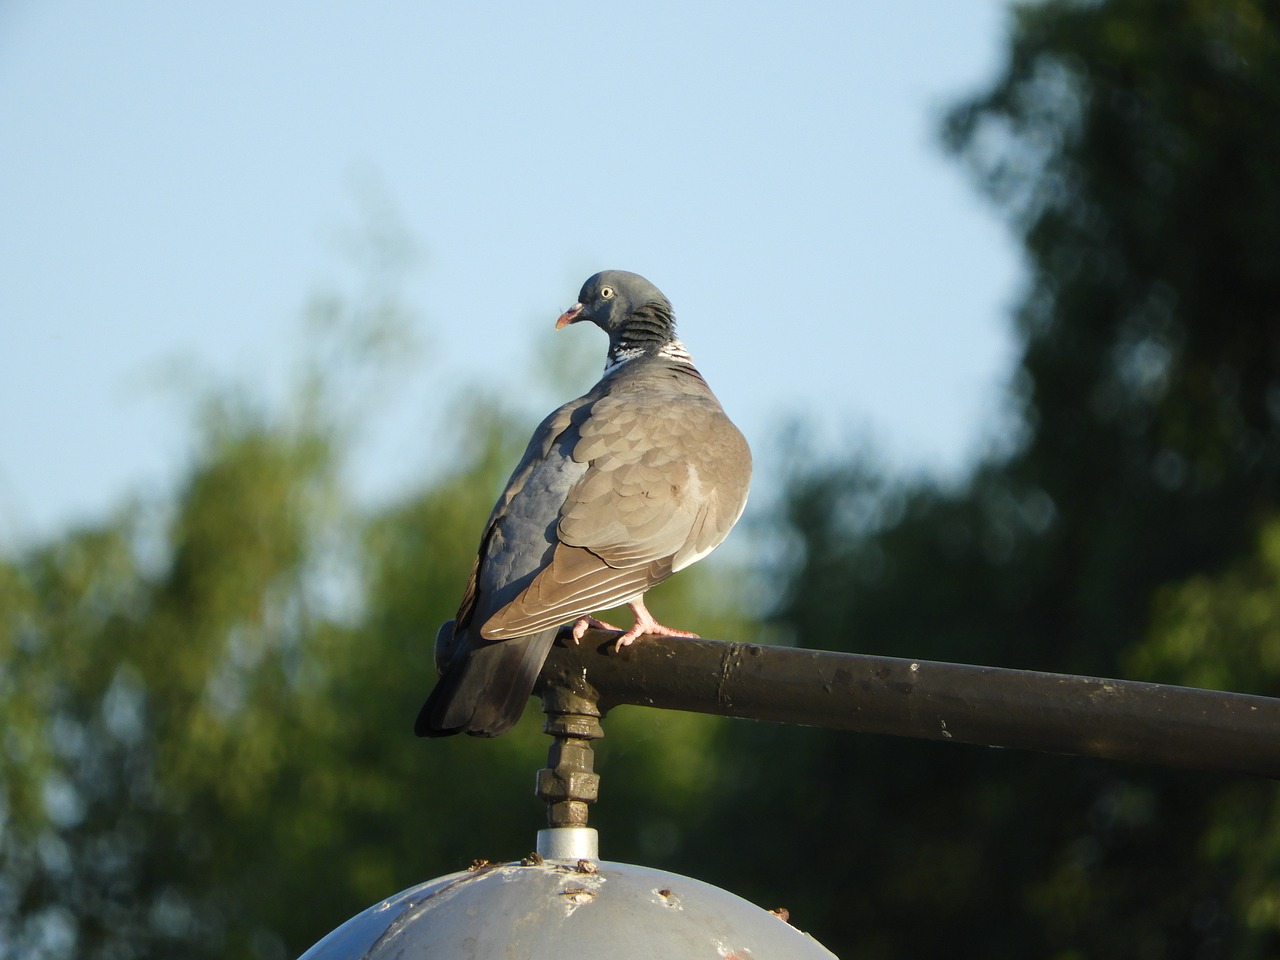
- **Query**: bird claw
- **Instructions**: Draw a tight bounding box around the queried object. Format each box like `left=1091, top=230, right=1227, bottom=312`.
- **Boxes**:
left=570, top=615, right=623, bottom=642
left=573, top=599, right=700, bottom=653
left=611, top=622, right=700, bottom=652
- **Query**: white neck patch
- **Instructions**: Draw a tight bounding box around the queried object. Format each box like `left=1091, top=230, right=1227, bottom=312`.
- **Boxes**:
left=603, top=338, right=696, bottom=377
left=603, top=345, right=645, bottom=376
left=659, top=338, right=694, bottom=365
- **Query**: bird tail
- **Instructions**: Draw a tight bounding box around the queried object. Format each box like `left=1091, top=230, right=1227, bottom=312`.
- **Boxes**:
left=414, top=622, right=560, bottom=738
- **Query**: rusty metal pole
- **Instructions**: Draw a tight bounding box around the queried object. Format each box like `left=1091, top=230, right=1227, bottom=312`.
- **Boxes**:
left=535, top=631, right=1280, bottom=779
left=535, top=684, right=603, bottom=828
left=534, top=675, right=604, bottom=860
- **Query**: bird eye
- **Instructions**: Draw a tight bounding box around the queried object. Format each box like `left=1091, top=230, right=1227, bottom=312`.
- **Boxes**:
left=600, top=285, right=615, bottom=300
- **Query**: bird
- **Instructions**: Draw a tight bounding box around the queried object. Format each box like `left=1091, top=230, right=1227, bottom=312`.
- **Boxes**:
left=415, top=270, right=751, bottom=738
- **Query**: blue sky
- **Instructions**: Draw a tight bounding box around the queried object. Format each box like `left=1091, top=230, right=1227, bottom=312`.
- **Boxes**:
left=0, top=1, right=1021, bottom=546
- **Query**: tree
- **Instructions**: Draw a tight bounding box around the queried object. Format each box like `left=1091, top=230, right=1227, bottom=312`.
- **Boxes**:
left=1126, top=518, right=1280, bottom=955
left=10, top=3, right=1280, bottom=956
left=671, top=2, right=1280, bottom=957
left=0, top=231, right=750, bottom=958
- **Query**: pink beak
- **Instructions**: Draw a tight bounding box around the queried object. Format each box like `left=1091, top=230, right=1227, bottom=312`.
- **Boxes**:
left=555, top=303, right=584, bottom=329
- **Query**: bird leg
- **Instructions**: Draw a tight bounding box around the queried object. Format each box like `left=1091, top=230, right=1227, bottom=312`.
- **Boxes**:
left=612, top=597, right=699, bottom=651
left=568, top=599, right=700, bottom=650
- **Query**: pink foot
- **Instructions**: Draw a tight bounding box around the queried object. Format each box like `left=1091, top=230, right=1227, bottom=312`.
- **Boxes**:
left=612, top=598, right=699, bottom=652
left=570, top=615, right=623, bottom=642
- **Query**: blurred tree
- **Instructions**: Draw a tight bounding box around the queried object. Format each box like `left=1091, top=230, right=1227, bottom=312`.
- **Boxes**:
left=1125, top=517, right=1280, bottom=955
left=0, top=244, right=431, bottom=959
left=669, top=1, right=1280, bottom=958
left=0, top=218, right=750, bottom=958
left=10, top=3, right=1280, bottom=957
left=945, top=0, right=1280, bottom=677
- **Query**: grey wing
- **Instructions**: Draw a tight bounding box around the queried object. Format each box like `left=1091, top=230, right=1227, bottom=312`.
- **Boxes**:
left=454, top=396, right=588, bottom=634
left=416, top=396, right=591, bottom=738
left=480, top=388, right=751, bottom=640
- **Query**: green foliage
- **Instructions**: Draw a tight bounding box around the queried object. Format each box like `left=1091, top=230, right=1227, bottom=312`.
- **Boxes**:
left=1132, top=518, right=1280, bottom=697
left=7, top=3, right=1280, bottom=958
left=1125, top=518, right=1280, bottom=951
left=0, top=234, right=753, bottom=959
left=664, top=1, right=1280, bottom=958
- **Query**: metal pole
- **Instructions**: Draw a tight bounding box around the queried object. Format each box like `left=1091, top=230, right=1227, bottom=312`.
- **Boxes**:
left=534, top=632, right=1280, bottom=779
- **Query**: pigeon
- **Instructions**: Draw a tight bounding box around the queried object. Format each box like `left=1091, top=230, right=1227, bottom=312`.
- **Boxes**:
left=415, top=270, right=751, bottom=738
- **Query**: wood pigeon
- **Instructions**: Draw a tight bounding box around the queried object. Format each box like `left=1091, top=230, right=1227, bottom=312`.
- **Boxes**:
left=416, top=270, right=751, bottom=737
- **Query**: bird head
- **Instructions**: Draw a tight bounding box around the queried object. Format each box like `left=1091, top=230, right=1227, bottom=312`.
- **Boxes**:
left=556, top=270, right=674, bottom=339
